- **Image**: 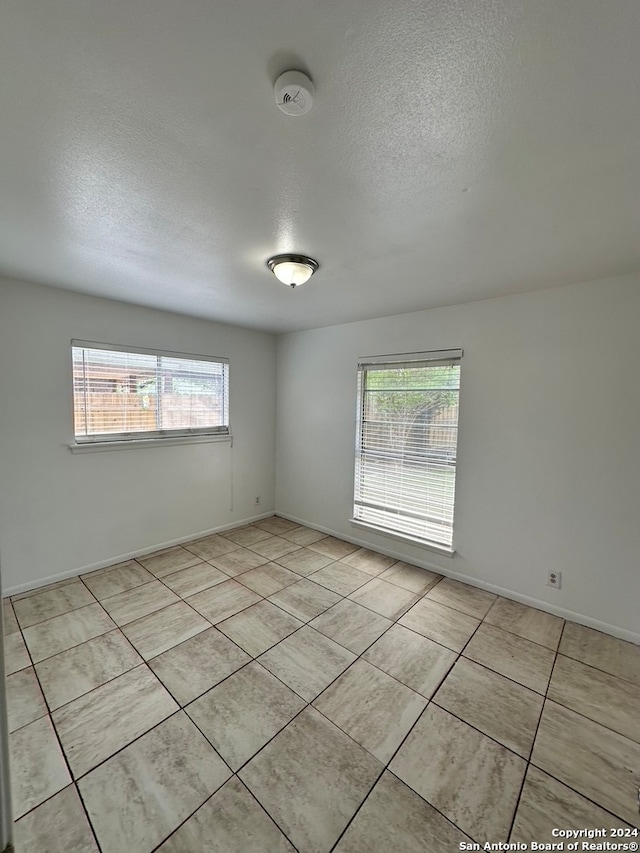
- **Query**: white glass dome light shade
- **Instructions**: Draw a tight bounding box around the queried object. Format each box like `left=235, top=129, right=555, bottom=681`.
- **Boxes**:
left=267, top=254, right=319, bottom=288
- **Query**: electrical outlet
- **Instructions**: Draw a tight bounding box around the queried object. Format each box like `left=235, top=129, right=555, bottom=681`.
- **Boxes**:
left=547, top=570, right=562, bottom=589
left=254, top=496, right=261, bottom=506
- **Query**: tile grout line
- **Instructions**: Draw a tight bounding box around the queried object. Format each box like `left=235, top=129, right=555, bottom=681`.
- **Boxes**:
left=14, top=632, right=104, bottom=853
left=504, top=617, right=567, bottom=842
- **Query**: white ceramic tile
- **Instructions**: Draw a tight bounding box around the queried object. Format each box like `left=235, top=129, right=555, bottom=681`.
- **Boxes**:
left=79, top=712, right=231, bottom=853
left=122, top=600, right=210, bottom=659
left=81, top=561, right=154, bottom=600
left=314, top=659, right=427, bottom=762
left=184, top=533, right=242, bottom=560
left=23, top=604, right=116, bottom=663
left=35, top=629, right=142, bottom=710
left=136, top=546, right=202, bottom=577
left=10, top=715, right=71, bottom=819
left=221, top=525, right=274, bottom=547
left=390, top=704, right=526, bottom=841
left=548, top=654, right=640, bottom=742
left=379, top=562, right=442, bottom=594
left=463, top=622, right=556, bottom=694
left=5, top=629, right=31, bottom=674
left=157, top=777, right=296, bottom=852
left=209, top=547, right=270, bottom=577
left=217, top=600, right=303, bottom=657
left=434, top=657, right=544, bottom=758
left=559, top=621, right=640, bottom=687
left=258, top=625, right=356, bottom=701
left=426, top=577, right=496, bottom=619
left=52, top=664, right=178, bottom=777
left=240, top=707, right=382, bottom=853
left=308, top=562, right=372, bottom=595
left=186, top=662, right=305, bottom=770
left=3, top=599, right=19, bottom=635
left=268, top=578, right=341, bottom=622
left=99, top=580, right=180, bottom=626
left=236, top=562, right=301, bottom=597
left=272, top=547, right=334, bottom=575
left=14, top=785, right=100, bottom=853
left=310, top=599, right=393, bottom=655
left=6, top=666, right=47, bottom=732
left=339, top=548, right=396, bottom=575
left=531, top=700, right=640, bottom=825
left=335, top=771, right=471, bottom=852
left=161, top=561, right=228, bottom=597
left=511, top=766, right=633, bottom=844
left=149, top=627, right=251, bottom=706
left=484, top=597, right=564, bottom=650
left=13, top=581, right=95, bottom=629
left=187, top=579, right=261, bottom=623
left=308, top=536, right=360, bottom=560
left=363, top=624, right=457, bottom=697
left=398, top=596, right=480, bottom=652
left=348, top=577, right=421, bottom=620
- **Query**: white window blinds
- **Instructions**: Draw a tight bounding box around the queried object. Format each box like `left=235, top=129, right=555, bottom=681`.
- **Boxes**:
left=353, top=350, right=462, bottom=552
left=72, top=342, right=229, bottom=442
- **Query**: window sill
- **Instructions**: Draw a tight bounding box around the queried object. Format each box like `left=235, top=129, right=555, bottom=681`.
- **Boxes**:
left=69, top=434, right=233, bottom=453
left=349, top=518, right=455, bottom=557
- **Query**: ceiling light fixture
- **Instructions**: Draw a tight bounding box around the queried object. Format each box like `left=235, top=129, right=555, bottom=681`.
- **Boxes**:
left=267, top=254, right=319, bottom=288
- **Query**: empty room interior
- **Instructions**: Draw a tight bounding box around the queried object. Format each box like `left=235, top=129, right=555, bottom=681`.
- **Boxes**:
left=1, top=1, right=639, bottom=852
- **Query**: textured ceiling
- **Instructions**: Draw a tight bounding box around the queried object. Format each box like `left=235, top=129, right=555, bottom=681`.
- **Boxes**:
left=1, top=0, right=639, bottom=332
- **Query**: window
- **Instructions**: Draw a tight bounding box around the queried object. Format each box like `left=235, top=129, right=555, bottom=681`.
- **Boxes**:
left=71, top=341, right=229, bottom=443
left=353, top=349, right=462, bottom=554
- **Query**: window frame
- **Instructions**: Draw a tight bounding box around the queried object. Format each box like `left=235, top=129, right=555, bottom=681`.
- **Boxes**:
left=70, top=340, right=230, bottom=447
left=351, top=348, right=462, bottom=556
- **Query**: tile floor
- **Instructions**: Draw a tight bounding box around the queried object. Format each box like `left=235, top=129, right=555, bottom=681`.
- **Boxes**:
left=4, top=516, right=640, bottom=852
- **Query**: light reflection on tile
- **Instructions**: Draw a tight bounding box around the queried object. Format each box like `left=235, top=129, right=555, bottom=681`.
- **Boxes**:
left=79, top=712, right=231, bottom=853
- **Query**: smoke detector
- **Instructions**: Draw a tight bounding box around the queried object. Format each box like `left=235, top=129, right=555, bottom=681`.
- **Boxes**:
left=274, top=70, right=314, bottom=116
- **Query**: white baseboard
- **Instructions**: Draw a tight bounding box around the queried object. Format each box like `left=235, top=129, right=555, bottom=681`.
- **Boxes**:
left=4, top=511, right=275, bottom=597
left=278, top=512, right=640, bottom=647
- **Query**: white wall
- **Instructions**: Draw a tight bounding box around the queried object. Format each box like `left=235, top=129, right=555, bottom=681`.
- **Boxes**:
left=276, top=275, right=640, bottom=641
left=0, top=278, right=277, bottom=593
